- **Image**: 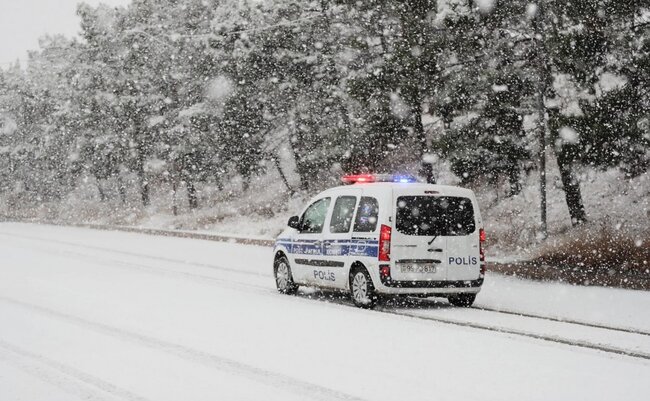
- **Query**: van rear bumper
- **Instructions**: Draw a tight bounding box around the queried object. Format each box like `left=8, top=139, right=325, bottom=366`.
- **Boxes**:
left=381, top=277, right=483, bottom=289
left=376, top=277, right=483, bottom=295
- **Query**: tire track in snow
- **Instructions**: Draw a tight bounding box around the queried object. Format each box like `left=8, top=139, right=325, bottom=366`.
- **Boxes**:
left=0, top=340, right=150, bottom=401
left=278, top=291, right=650, bottom=361
left=388, top=296, right=650, bottom=337
left=377, top=308, right=650, bottom=361
left=472, top=306, right=650, bottom=337
left=0, top=296, right=367, bottom=401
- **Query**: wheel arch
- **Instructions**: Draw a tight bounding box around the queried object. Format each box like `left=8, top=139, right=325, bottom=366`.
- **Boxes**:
left=274, top=249, right=288, bottom=262
left=348, top=260, right=372, bottom=289
left=349, top=260, right=367, bottom=273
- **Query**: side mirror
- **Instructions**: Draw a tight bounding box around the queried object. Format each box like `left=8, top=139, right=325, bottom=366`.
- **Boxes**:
left=288, top=216, right=301, bottom=230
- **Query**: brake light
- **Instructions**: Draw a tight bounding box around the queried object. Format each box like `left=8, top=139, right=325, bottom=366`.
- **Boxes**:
left=379, top=224, right=391, bottom=262
left=480, top=228, right=486, bottom=243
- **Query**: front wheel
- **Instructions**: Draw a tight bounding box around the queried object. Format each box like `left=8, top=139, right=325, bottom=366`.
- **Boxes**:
left=447, top=293, right=476, bottom=307
left=274, top=256, right=298, bottom=295
left=350, top=268, right=377, bottom=308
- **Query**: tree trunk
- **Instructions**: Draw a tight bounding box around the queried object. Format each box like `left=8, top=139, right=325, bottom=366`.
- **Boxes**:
left=172, top=179, right=178, bottom=216
left=507, top=166, right=522, bottom=197
left=135, top=150, right=149, bottom=206
left=117, top=175, right=126, bottom=204
left=421, top=162, right=435, bottom=184
left=141, top=180, right=149, bottom=206
left=556, top=154, right=587, bottom=226
left=97, top=182, right=106, bottom=202
left=408, top=87, right=436, bottom=184
left=410, top=88, right=427, bottom=159
left=533, top=1, right=549, bottom=238
left=187, top=179, right=198, bottom=209
left=134, top=117, right=150, bottom=207
left=138, top=164, right=149, bottom=206
left=240, top=171, right=251, bottom=193
left=272, top=154, right=295, bottom=195
left=289, top=131, right=309, bottom=191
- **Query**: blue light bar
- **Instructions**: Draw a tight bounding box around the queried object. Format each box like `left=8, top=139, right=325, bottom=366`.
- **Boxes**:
left=393, top=175, right=417, bottom=183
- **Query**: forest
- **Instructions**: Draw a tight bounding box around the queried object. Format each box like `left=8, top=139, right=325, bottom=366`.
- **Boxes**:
left=0, top=0, right=648, bottom=228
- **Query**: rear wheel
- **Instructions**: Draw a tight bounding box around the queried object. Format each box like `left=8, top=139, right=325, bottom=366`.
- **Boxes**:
left=349, top=268, right=377, bottom=308
left=447, top=293, right=476, bottom=307
left=274, top=256, right=298, bottom=295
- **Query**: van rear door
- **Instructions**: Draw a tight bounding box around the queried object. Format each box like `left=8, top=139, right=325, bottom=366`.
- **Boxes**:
left=392, top=189, right=480, bottom=282
left=391, top=190, right=447, bottom=282
left=441, top=196, right=481, bottom=281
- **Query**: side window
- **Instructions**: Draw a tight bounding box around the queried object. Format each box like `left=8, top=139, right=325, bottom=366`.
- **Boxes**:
left=353, top=197, right=379, bottom=232
left=300, top=197, right=331, bottom=234
left=329, top=196, right=357, bottom=233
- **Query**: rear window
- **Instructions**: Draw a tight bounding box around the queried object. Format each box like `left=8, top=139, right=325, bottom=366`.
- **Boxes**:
left=395, top=196, right=475, bottom=236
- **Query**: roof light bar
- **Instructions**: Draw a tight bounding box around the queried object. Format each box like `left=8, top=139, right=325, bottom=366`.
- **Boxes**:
left=341, top=174, right=419, bottom=184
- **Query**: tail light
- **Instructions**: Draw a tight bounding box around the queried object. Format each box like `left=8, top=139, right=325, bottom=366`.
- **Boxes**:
left=478, top=228, right=486, bottom=262
left=379, top=224, right=391, bottom=262
left=379, top=264, right=391, bottom=282
left=479, top=228, right=486, bottom=274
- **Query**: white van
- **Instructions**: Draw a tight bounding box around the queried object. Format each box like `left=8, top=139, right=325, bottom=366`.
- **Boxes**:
left=272, top=174, right=486, bottom=308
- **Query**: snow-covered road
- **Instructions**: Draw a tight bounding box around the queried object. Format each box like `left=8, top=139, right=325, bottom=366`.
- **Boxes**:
left=1, top=222, right=649, bottom=401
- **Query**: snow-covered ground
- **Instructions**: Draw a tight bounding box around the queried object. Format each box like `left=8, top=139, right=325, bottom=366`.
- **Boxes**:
left=1, top=222, right=649, bottom=400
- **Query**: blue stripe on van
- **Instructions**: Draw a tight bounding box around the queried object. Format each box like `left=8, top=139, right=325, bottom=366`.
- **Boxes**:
left=275, top=239, right=379, bottom=258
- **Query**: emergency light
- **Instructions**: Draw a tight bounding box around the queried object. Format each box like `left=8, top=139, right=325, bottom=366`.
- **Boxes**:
left=341, top=174, right=418, bottom=184
left=341, top=174, right=376, bottom=184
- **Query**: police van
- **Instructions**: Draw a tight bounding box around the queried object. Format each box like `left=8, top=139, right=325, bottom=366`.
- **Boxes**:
left=272, top=174, right=486, bottom=308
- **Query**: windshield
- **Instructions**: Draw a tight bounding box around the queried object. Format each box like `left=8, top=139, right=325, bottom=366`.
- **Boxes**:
left=395, top=196, right=475, bottom=236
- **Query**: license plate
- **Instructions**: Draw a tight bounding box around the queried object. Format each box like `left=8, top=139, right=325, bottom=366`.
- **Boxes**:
left=399, top=264, right=436, bottom=274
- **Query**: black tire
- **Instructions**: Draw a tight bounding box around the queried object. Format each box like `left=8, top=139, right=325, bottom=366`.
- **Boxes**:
left=274, top=255, right=298, bottom=295
left=447, top=293, right=476, bottom=307
left=349, top=267, right=377, bottom=309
